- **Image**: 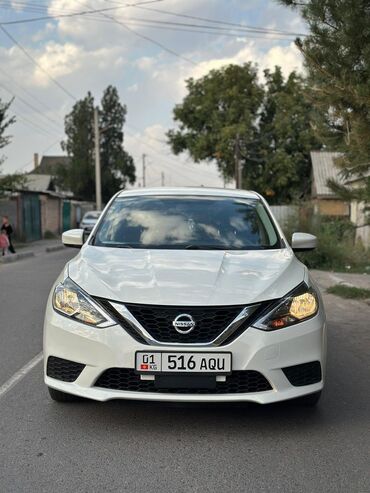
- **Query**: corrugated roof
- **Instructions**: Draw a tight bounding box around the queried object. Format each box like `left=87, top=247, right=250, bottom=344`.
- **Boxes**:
left=311, top=151, right=345, bottom=198
left=24, top=174, right=53, bottom=192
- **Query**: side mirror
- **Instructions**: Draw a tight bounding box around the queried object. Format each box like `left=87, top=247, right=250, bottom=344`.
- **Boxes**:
left=62, top=229, right=84, bottom=248
left=291, top=232, right=317, bottom=252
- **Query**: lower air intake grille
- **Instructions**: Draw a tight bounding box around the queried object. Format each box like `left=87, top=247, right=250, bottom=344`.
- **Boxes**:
left=94, top=368, right=272, bottom=394
left=46, top=356, right=85, bottom=382
left=282, top=361, right=322, bottom=387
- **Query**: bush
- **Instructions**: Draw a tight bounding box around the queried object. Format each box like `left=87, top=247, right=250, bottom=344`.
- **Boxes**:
left=284, top=213, right=370, bottom=271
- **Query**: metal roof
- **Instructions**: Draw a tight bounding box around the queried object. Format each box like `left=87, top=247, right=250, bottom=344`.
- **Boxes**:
left=310, top=151, right=345, bottom=198
left=24, top=174, right=53, bottom=192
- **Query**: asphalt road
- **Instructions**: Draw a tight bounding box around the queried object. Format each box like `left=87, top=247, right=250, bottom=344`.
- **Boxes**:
left=0, top=250, right=369, bottom=493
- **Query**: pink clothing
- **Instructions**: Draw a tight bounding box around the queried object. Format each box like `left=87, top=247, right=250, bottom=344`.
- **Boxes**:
left=0, top=233, right=10, bottom=249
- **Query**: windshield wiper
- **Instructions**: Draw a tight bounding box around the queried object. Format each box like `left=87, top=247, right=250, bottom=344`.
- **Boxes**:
left=184, top=244, right=229, bottom=250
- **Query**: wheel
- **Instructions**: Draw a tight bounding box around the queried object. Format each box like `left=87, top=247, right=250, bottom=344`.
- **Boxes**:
left=294, top=391, right=322, bottom=407
left=48, top=386, right=81, bottom=402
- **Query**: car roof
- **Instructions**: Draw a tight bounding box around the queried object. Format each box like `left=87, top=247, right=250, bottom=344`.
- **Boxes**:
left=117, top=187, right=260, bottom=200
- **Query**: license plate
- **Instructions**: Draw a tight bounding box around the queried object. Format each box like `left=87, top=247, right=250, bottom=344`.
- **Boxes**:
left=135, top=352, right=232, bottom=374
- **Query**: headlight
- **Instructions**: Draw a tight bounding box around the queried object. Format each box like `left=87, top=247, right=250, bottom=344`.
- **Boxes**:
left=52, top=278, right=115, bottom=327
left=253, top=284, right=318, bottom=331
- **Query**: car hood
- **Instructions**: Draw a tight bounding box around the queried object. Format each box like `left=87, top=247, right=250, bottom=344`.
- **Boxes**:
left=67, top=246, right=305, bottom=306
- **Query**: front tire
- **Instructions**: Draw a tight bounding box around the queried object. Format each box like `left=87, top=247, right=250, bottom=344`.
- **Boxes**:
left=294, top=391, right=322, bottom=407
left=48, top=387, right=81, bottom=402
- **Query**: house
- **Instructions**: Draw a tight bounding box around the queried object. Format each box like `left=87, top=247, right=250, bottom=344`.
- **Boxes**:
left=32, top=153, right=71, bottom=175
left=310, top=151, right=349, bottom=217
left=311, top=151, right=369, bottom=248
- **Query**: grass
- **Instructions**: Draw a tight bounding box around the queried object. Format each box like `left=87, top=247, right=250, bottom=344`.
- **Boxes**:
left=327, top=284, right=370, bottom=300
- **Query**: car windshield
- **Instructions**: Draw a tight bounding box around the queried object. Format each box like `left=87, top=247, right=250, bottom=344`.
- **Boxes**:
left=92, top=195, right=281, bottom=250
left=83, top=212, right=100, bottom=221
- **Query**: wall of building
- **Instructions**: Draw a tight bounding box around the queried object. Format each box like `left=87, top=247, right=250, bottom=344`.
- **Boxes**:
left=40, top=195, right=60, bottom=236
left=351, top=200, right=370, bottom=249
left=313, top=199, right=349, bottom=217
left=0, top=196, right=19, bottom=234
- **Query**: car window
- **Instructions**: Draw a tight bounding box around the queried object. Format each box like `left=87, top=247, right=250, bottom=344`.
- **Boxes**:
left=93, top=195, right=280, bottom=250
left=83, top=212, right=100, bottom=221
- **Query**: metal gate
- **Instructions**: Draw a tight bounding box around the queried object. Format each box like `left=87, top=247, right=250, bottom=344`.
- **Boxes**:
left=62, top=201, right=71, bottom=232
left=22, top=194, right=41, bottom=242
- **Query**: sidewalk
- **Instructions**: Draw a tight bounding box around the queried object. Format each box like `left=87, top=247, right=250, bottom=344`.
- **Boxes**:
left=311, top=269, right=370, bottom=291
left=0, top=239, right=65, bottom=264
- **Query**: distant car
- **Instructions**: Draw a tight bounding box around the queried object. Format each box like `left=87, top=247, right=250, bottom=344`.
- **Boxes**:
left=44, top=188, right=326, bottom=406
left=79, top=211, right=101, bottom=234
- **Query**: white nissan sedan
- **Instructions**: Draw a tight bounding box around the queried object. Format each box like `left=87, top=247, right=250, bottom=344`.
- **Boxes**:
left=44, top=188, right=326, bottom=405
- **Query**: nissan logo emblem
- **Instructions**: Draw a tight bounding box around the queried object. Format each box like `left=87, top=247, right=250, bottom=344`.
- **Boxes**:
left=172, top=314, right=196, bottom=334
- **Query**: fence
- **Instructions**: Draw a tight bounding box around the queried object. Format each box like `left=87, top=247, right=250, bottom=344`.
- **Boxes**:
left=270, top=205, right=299, bottom=229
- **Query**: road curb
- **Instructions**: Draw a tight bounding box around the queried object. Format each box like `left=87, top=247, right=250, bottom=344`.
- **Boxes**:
left=0, top=251, right=35, bottom=264
left=45, top=245, right=65, bottom=253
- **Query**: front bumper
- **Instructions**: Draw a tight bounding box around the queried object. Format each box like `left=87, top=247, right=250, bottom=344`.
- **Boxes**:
left=43, top=303, right=326, bottom=404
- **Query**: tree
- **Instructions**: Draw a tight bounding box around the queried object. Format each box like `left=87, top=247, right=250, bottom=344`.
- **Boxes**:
left=59, top=87, right=135, bottom=203
left=279, top=0, right=370, bottom=206
left=167, top=63, right=321, bottom=201
left=167, top=63, right=264, bottom=185
left=60, top=92, right=95, bottom=200
left=0, top=97, right=19, bottom=195
left=100, top=86, right=135, bottom=204
left=256, top=67, right=321, bottom=203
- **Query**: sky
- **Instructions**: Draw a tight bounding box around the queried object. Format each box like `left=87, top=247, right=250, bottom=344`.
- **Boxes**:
left=0, top=0, right=306, bottom=188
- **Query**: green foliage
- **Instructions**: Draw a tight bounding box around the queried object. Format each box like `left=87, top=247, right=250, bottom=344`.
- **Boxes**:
left=0, top=173, right=27, bottom=196
left=0, top=97, right=15, bottom=160
left=257, top=67, right=322, bottom=202
left=285, top=211, right=370, bottom=271
left=0, top=97, right=17, bottom=195
left=327, top=285, right=370, bottom=300
left=279, top=0, right=370, bottom=205
left=59, top=87, right=135, bottom=203
left=60, top=92, right=95, bottom=200
left=167, top=63, right=264, bottom=183
left=100, top=86, right=135, bottom=204
left=167, top=64, right=321, bottom=201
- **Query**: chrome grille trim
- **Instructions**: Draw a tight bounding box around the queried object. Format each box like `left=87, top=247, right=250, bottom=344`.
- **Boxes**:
left=109, top=302, right=260, bottom=347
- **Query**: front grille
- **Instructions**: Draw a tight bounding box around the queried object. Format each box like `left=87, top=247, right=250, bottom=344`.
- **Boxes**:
left=96, top=298, right=147, bottom=344
left=46, top=356, right=85, bottom=382
left=282, top=361, right=322, bottom=387
left=94, top=368, right=272, bottom=394
left=122, top=303, right=250, bottom=344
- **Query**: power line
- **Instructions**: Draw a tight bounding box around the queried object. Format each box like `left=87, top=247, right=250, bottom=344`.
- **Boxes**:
left=15, top=138, right=62, bottom=172
left=0, top=0, right=166, bottom=26
left=0, top=10, right=300, bottom=41
left=0, top=24, right=77, bottom=100
left=78, top=0, right=197, bottom=66
left=126, top=129, right=222, bottom=185
left=0, top=65, right=54, bottom=113
left=133, top=3, right=307, bottom=37
left=0, top=80, right=63, bottom=131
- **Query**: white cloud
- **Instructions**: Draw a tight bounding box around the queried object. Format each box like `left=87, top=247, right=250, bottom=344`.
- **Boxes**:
left=33, top=42, right=82, bottom=85
left=124, top=124, right=231, bottom=188
left=127, top=83, right=138, bottom=93
left=261, top=43, right=303, bottom=77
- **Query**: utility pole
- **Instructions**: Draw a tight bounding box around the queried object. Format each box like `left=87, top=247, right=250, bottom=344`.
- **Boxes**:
left=94, top=106, right=102, bottom=210
left=161, top=171, right=165, bottom=186
left=142, top=154, right=146, bottom=187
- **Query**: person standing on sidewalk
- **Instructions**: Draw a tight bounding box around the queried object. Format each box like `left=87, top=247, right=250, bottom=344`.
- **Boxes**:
left=1, top=216, right=16, bottom=254
left=0, top=229, right=9, bottom=256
